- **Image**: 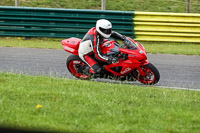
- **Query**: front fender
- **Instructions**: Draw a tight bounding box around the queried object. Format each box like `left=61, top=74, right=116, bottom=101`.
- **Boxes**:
left=141, top=60, right=149, bottom=66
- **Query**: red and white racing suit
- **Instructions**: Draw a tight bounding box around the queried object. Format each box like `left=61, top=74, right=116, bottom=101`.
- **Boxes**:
left=78, top=27, right=125, bottom=73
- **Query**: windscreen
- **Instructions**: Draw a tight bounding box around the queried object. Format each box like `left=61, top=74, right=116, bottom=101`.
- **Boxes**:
left=126, top=41, right=138, bottom=50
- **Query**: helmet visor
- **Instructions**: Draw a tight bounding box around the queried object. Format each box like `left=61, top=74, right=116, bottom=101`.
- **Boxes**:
left=99, top=27, right=112, bottom=35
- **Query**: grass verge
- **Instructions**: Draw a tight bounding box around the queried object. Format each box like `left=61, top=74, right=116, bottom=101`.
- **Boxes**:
left=1, top=0, right=200, bottom=13
left=0, top=37, right=63, bottom=49
left=0, top=72, right=200, bottom=132
left=140, top=41, right=200, bottom=55
left=0, top=37, right=199, bottom=55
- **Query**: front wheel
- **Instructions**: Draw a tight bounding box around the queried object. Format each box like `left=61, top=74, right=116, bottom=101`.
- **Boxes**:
left=133, top=63, right=160, bottom=85
left=66, top=55, right=90, bottom=80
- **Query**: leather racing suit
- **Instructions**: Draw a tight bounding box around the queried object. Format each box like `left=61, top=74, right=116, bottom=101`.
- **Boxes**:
left=78, top=27, right=125, bottom=74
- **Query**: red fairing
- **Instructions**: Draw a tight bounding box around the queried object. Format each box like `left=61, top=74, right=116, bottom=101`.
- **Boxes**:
left=103, top=39, right=149, bottom=76
left=100, top=41, right=116, bottom=54
left=104, top=60, right=141, bottom=76
left=119, top=48, right=147, bottom=61
left=61, top=37, right=81, bottom=55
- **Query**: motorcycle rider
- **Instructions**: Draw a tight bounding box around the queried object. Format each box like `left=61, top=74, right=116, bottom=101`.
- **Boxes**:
left=78, top=19, right=132, bottom=75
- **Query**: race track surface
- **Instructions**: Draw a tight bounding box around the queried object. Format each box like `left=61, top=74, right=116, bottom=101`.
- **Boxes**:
left=0, top=47, right=199, bottom=89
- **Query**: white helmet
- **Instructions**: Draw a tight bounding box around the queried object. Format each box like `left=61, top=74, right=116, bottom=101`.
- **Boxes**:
left=96, top=19, right=112, bottom=38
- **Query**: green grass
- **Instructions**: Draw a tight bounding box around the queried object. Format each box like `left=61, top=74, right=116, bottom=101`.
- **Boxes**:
left=1, top=0, right=200, bottom=13
left=141, top=41, right=200, bottom=55
left=0, top=37, right=199, bottom=55
left=0, top=72, right=200, bottom=132
left=0, top=37, right=63, bottom=49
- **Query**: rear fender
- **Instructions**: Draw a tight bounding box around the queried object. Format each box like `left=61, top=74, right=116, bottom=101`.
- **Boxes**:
left=62, top=37, right=81, bottom=55
left=63, top=45, right=79, bottom=55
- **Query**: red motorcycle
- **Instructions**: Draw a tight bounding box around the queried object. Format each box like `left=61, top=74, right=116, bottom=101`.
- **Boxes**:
left=62, top=37, right=160, bottom=85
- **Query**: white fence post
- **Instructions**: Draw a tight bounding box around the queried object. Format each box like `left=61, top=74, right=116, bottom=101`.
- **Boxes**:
left=15, top=0, right=20, bottom=7
left=101, top=0, right=106, bottom=10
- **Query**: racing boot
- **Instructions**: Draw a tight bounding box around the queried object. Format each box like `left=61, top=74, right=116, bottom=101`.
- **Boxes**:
left=82, top=66, right=92, bottom=75
left=78, top=64, right=103, bottom=77
left=76, top=65, right=91, bottom=75
left=84, top=66, right=103, bottom=77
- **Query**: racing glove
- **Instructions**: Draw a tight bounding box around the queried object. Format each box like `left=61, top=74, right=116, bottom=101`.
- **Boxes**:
left=124, top=37, right=132, bottom=47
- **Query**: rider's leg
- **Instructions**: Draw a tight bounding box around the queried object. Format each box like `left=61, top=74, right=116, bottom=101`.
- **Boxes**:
left=84, top=54, right=102, bottom=74
left=78, top=40, right=101, bottom=74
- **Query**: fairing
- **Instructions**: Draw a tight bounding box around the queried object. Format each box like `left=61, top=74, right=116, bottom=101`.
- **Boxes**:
left=100, top=41, right=120, bottom=56
left=100, top=39, right=149, bottom=76
left=61, top=37, right=81, bottom=55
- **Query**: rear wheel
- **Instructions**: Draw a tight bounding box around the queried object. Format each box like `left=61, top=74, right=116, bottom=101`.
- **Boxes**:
left=67, top=55, right=90, bottom=80
left=133, top=63, right=160, bottom=85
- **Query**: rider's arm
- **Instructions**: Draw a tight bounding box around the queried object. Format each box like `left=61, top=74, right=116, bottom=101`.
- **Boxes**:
left=95, top=45, right=119, bottom=64
left=92, top=34, right=109, bottom=62
left=110, top=31, right=126, bottom=41
left=111, top=31, right=133, bottom=48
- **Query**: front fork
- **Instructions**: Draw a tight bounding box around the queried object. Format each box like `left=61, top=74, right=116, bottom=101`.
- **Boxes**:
left=136, top=60, right=149, bottom=77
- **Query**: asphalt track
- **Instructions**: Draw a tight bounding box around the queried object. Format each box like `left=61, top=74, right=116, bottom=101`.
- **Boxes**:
left=0, top=47, right=200, bottom=89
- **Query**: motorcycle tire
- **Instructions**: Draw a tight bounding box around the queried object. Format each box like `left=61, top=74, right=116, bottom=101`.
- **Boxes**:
left=133, top=63, right=160, bottom=85
left=66, top=55, right=91, bottom=80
